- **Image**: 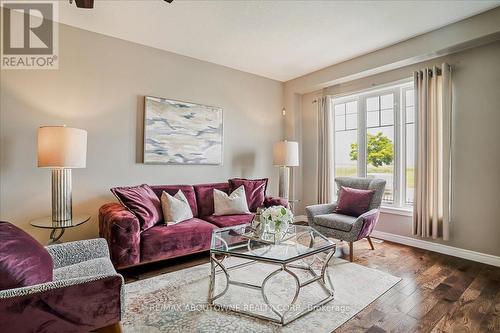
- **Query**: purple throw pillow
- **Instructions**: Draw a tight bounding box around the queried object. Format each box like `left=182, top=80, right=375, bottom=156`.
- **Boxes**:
left=111, top=184, right=162, bottom=230
left=335, top=186, right=375, bottom=217
left=229, top=178, right=268, bottom=212
left=193, top=183, right=230, bottom=217
left=0, top=221, right=53, bottom=290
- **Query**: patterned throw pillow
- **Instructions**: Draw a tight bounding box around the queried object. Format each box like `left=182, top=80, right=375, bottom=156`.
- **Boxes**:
left=334, top=186, right=375, bottom=217
left=161, top=190, right=194, bottom=225
left=213, top=185, right=251, bottom=216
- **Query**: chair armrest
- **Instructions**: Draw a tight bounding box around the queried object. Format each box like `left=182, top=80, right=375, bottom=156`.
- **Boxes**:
left=0, top=274, right=123, bottom=332
left=305, top=203, right=338, bottom=222
left=352, top=208, right=380, bottom=241
left=264, top=196, right=289, bottom=208
left=99, top=203, right=141, bottom=268
left=46, top=238, right=110, bottom=269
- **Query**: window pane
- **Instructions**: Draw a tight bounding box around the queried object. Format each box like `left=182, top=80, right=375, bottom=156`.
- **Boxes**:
left=346, top=114, right=357, bottom=130
left=367, top=110, right=379, bottom=127
left=346, top=101, right=357, bottom=114
left=335, top=115, right=345, bottom=131
left=334, top=101, right=358, bottom=179
left=405, top=123, right=415, bottom=204
left=405, top=90, right=414, bottom=107
left=335, top=130, right=358, bottom=178
left=367, top=126, right=394, bottom=204
left=381, top=109, right=394, bottom=126
left=366, top=97, right=379, bottom=111
left=334, top=104, right=345, bottom=116
left=406, top=106, right=415, bottom=123
left=380, top=94, right=393, bottom=109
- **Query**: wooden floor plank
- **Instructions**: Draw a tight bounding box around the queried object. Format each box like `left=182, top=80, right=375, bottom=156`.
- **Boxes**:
left=448, top=274, right=500, bottom=333
left=431, top=272, right=487, bottom=332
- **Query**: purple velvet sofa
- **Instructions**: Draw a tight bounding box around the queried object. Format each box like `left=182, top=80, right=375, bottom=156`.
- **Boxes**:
left=99, top=181, right=288, bottom=269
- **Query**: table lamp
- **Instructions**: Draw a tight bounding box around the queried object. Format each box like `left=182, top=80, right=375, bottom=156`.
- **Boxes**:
left=273, top=140, right=299, bottom=199
left=38, top=126, right=87, bottom=222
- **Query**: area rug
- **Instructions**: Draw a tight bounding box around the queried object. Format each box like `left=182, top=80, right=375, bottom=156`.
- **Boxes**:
left=123, top=257, right=400, bottom=332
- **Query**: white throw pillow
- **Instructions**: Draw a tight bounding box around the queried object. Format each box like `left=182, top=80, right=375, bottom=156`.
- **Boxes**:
left=161, top=190, right=193, bottom=225
left=213, top=185, right=250, bottom=216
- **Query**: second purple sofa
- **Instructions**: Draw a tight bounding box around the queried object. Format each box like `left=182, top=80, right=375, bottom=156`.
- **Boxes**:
left=99, top=180, right=288, bottom=269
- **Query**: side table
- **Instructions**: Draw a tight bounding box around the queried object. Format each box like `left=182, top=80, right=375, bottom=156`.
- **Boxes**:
left=30, top=214, right=91, bottom=244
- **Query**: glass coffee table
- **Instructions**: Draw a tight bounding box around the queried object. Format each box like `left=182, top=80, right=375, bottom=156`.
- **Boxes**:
left=208, top=224, right=336, bottom=325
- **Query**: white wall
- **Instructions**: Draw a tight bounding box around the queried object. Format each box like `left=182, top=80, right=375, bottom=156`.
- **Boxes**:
left=0, top=22, right=284, bottom=243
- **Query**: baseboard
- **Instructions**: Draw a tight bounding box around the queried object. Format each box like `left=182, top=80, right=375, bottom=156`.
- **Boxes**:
left=371, top=230, right=500, bottom=267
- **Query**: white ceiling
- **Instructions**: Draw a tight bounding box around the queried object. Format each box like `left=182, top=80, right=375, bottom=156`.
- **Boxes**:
left=57, top=0, right=500, bottom=81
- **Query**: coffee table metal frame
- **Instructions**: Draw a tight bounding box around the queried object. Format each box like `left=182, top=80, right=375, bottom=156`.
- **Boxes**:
left=208, top=225, right=336, bottom=325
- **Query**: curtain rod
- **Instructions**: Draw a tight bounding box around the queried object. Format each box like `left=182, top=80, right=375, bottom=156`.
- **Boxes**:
left=311, top=64, right=451, bottom=104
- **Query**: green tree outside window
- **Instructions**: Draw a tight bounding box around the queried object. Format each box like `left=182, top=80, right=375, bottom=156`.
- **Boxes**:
left=350, top=132, right=394, bottom=168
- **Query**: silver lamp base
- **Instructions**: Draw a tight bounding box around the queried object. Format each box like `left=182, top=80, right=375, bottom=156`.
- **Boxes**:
left=278, top=166, right=290, bottom=199
left=51, top=168, right=72, bottom=222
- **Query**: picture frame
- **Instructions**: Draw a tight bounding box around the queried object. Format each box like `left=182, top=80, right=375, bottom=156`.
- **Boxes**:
left=143, top=96, right=223, bottom=165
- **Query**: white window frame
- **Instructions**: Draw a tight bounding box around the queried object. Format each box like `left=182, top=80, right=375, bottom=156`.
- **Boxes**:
left=330, top=79, right=414, bottom=210
left=401, top=85, right=415, bottom=207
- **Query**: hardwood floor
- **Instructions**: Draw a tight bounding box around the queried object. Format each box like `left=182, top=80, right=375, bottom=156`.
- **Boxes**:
left=119, top=238, right=500, bottom=332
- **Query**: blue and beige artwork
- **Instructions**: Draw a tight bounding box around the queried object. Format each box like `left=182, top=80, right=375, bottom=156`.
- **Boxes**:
left=144, top=96, right=223, bottom=164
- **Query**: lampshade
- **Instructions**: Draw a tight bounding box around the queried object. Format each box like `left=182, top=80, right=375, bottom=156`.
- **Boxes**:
left=38, top=126, right=87, bottom=168
left=273, top=141, right=299, bottom=166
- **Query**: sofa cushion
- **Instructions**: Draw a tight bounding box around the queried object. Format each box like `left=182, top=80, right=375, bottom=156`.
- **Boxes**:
left=193, top=182, right=230, bottom=217
left=53, top=257, right=116, bottom=281
left=229, top=178, right=268, bottom=212
left=150, top=185, right=198, bottom=217
left=0, top=221, right=53, bottom=290
left=213, top=186, right=250, bottom=216
left=203, top=214, right=255, bottom=228
left=314, top=213, right=358, bottom=232
left=161, top=190, right=193, bottom=224
left=111, top=184, right=162, bottom=231
left=335, top=186, right=375, bottom=217
left=140, top=218, right=216, bottom=263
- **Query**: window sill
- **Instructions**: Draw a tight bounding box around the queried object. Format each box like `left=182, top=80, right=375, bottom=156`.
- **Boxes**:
left=380, top=206, right=413, bottom=217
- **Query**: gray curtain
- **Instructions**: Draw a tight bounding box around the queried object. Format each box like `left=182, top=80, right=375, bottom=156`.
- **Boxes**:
left=413, top=63, right=452, bottom=240
left=317, top=96, right=333, bottom=204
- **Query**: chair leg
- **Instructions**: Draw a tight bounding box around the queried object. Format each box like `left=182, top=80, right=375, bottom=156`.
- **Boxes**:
left=95, top=322, right=122, bottom=333
left=349, top=242, right=353, bottom=262
left=367, top=236, right=375, bottom=250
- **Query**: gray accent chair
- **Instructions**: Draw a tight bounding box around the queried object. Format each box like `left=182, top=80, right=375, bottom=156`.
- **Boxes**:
left=306, top=177, right=386, bottom=262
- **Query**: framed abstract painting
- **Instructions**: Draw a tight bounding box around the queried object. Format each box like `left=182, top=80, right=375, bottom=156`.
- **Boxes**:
left=143, top=96, right=223, bottom=165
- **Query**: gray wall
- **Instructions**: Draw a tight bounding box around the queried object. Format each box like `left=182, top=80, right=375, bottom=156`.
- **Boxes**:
left=0, top=23, right=284, bottom=243
left=298, top=41, right=500, bottom=256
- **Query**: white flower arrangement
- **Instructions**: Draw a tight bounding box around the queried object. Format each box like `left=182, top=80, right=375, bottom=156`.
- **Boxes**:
left=260, top=205, right=294, bottom=236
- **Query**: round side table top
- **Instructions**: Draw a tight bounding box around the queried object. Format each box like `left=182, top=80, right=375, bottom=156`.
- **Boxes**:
left=30, top=214, right=92, bottom=229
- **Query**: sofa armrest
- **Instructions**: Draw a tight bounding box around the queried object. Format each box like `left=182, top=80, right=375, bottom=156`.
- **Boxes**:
left=99, top=203, right=141, bottom=268
left=46, top=238, right=110, bottom=269
left=0, top=274, right=123, bottom=332
left=352, top=208, right=380, bottom=241
left=264, top=196, right=289, bottom=208
left=305, top=203, right=338, bottom=223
